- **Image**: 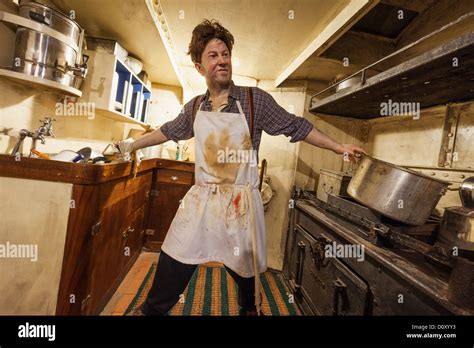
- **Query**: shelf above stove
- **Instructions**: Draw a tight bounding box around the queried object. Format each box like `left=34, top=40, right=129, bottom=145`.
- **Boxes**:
left=309, top=31, right=474, bottom=119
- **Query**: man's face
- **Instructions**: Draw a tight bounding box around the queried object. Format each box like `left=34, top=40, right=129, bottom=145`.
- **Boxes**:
left=195, top=38, right=232, bottom=86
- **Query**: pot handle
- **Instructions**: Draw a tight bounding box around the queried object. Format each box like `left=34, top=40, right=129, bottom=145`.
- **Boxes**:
left=446, top=187, right=460, bottom=191
left=29, top=11, right=51, bottom=26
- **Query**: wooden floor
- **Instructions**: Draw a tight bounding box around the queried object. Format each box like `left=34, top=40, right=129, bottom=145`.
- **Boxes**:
left=101, top=251, right=157, bottom=315
left=101, top=252, right=222, bottom=315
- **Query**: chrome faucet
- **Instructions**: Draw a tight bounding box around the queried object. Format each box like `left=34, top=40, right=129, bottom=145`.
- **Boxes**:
left=11, top=118, right=56, bottom=156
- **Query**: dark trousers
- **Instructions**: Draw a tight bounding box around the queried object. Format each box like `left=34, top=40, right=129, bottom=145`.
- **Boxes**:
left=141, top=251, right=257, bottom=315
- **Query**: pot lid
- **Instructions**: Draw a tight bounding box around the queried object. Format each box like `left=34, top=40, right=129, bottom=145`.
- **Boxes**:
left=20, top=1, right=82, bottom=30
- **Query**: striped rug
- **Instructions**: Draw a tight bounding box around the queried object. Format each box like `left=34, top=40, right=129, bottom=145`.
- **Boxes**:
left=125, top=263, right=301, bottom=316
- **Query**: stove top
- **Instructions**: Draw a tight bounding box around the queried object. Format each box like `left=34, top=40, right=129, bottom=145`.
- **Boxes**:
left=293, top=188, right=474, bottom=313
left=296, top=189, right=454, bottom=269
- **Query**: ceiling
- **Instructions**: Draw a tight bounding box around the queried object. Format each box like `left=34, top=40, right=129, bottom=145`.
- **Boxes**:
left=47, top=0, right=376, bottom=96
left=161, top=0, right=350, bottom=79
left=294, top=0, right=440, bottom=92
left=52, top=0, right=181, bottom=86
left=159, top=0, right=379, bottom=95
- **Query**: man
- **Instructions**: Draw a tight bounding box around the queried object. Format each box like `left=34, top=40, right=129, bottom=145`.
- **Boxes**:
left=119, top=19, right=366, bottom=316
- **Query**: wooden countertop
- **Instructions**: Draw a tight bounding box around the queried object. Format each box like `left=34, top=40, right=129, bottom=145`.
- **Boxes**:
left=0, top=154, right=195, bottom=185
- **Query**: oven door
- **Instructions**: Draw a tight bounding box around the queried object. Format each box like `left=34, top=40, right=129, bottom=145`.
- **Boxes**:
left=293, top=225, right=370, bottom=315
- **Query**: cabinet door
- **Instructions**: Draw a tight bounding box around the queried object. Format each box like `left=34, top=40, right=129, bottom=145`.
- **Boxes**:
left=89, top=197, right=130, bottom=313
left=121, top=204, right=147, bottom=270
left=145, top=169, right=192, bottom=251
left=89, top=172, right=152, bottom=314
left=56, top=185, right=98, bottom=315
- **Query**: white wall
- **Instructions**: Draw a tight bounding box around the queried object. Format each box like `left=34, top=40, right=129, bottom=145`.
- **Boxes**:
left=295, top=95, right=368, bottom=191
left=0, top=0, right=183, bottom=157
left=256, top=80, right=308, bottom=271
left=365, top=105, right=474, bottom=215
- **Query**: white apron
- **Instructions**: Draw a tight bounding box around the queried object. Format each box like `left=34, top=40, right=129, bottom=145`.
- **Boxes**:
left=161, top=100, right=266, bottom=313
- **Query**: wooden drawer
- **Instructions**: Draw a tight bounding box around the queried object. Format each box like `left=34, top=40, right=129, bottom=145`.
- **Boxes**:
left=156, top=169, right=193, bottom=185
left=99, top=171, right=152, bottom=209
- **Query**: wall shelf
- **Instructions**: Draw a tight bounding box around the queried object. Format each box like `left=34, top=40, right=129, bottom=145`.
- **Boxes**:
left=95, top=108, right=148, bottom=127
left=309, top=31, right=474, bottom=119
left=78, top=50, right=151, bottom=127
left=0, top=67, right=82, bottom=97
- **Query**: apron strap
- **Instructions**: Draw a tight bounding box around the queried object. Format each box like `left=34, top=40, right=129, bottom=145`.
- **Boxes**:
left=193, top=88, right=254, bottom=141
left=192, top=94, right=205, bottom=121
left=247, top=87, right=254, bottom=141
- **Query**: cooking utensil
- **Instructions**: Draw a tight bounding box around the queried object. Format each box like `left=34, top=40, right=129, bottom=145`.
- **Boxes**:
left=333, top=70, right=379, bottom=93
left=30, top=148, right=49, bottom=159
left=438, top=206, right=474, bottom=251
left=50, top=149, right=81, bottom=162
left=347, top=154, right=450, bottom=225
left=13, top=1, right=87, bottom=89
left=76, top=147, right=91, bottom=162
left=101, top=143, right=121, bottom=162
left=459, top=177, right=474, bottom=209
left=92, top=156, right=107, bottom=164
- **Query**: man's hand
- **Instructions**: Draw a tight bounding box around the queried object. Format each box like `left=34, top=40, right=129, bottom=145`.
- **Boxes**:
left=116, top=137, right=144, bottom=178
left=116, top=138, right=135, bottom=161
left=303, top=128, right=367, bottom=162
left=335, top=144, right=367, bottom=163
left=116, top=137, right=144, bottom=164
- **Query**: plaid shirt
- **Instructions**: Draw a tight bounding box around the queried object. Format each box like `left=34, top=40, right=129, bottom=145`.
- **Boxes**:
left=160, top=81, right=314, bottom=152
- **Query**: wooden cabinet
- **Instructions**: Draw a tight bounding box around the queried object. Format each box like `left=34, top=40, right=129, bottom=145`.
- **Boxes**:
left=0, top=155, right=193, bottom=315
left=145, top=165, right=194, bottom=252
left=85, top=172, right=152, bottom=314
left=57, top=171, right=152, bottom=315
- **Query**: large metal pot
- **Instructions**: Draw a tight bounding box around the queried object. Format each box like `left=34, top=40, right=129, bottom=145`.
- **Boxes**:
left=347, top=155, right=450, bottom=225
left=13, top=1, right=87, bottom=89
left=18, top=1, right=82, bottom=44
left=459, top=177, right=474, bottom=209
left=438, top=206, right=474, bottom=251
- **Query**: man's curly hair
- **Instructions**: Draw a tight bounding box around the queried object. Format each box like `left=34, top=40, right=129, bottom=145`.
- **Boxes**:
left=188, top=19, right=234, bottom=63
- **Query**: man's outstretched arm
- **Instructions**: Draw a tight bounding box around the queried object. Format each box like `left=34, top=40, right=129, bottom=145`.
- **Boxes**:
left=303, top=127, right=366, bottom=162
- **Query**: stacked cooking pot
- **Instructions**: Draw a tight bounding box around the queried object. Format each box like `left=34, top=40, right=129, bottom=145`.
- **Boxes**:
left=13, top=1, right=87, bottom=89
left=347, top=155, right=474, bottom=252
left=438, top=178, right=474, bottom=254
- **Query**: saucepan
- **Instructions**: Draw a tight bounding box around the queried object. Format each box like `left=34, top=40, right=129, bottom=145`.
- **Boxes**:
left=347, top=154, right=451, bottom=226
left=438, top=206, right=474, bottom=251
left=459, top=177, right=474, bottom=209
left=50, top=147, right=91, bottom=163
left=333, top=70, right=379, bottom=93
